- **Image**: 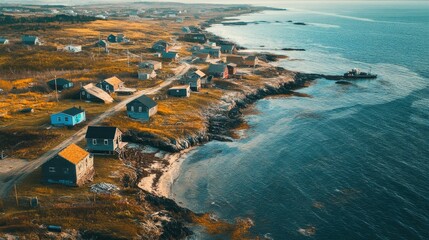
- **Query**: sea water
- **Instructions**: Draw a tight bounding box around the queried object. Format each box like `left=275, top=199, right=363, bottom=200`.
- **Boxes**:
left=172, top=2, right=429, bottom=239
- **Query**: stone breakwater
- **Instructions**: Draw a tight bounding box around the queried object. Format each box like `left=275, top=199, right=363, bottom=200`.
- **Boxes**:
left=124, top=71, right=323, bottom=153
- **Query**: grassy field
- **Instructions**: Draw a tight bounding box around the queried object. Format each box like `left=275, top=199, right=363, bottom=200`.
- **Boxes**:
left=0, top=155, right=153, bottom=238
left=104, top=88, right=224, bottom=140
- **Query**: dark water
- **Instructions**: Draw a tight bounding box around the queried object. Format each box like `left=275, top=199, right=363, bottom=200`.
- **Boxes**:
left=172, top=2, right=429, bottom=239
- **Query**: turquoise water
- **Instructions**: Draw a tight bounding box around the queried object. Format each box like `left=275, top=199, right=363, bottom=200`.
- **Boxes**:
left=172, top=2, right=429, bottom=239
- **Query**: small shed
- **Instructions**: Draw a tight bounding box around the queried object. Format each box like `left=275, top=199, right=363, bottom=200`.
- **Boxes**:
left=127, top=95, right=158, bottom=121
left=47, top=78, right=74, bottom=91
left=50, top=107, right=86, bottom=127
left=227, top=63, right=238, bottom=75
left=96, top=40, right=108, bottom=48
left=64, top=45, right=82, bottom=53
left=42, top=144, right=94, bottom=187
left=168, top=85, right=191, bottom=98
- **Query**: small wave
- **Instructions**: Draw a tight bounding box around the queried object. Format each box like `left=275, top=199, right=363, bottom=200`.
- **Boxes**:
left=290, top=8, right=376, bottom=22
left=308, top=22, right=341, bottom=28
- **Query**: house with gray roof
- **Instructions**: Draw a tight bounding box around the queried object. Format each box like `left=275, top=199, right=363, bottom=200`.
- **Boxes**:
left=220, top=44, right=236, bottom=54
left=207, top=64, right=228, bottom=79
left=85, top=126, right=126, bottom=155
left=126, top=95, right=158, bottom=121
left=162, top=51, right=179, bottom=62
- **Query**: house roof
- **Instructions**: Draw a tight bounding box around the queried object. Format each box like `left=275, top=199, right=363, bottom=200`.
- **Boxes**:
left=153, top=40, right=169, bottom=47
left=193, top=70, right=206, bottom=78
left=60, top=107, right=84, bottom=116
left=22, top=35, right=38, bottom=42
left=104, top=76, right=123, bottom=88
left=0, top=38, right=8, bottom=43
left=47, top=78, right=72, bottom=86
left=208, top=64, right=227, bottom=73
left=131, top=95, right=157, bottom=109
left=169, top=85, right=190, bottom=90
left=162, top=52, right=178, bottom=59
left=85, top=126, right=120, bottom=139
left=138, top=68, right=156, bottom=74
left=221, top=44, right=235, bottom=51
left=83, top=83, right=114, bottom=103
left=58, top=144, right=89, bottom=165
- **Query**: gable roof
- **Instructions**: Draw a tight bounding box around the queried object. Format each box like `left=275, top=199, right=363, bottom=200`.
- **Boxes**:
left=221, top=44, right=235, bottom=51
left=47, top=78, right=71, bottom=86
left=57, top=144, right=89, bottom=165
left=0, top=38, right=8, bottom=44
left=83, top=83, right=114, bottom=103
left=85, top=126, right=120, bottom=139
left=208, top=64, right=227, bottom=73
left=22, top=35, right=38, bottom=42
left=169, top=85, right=190, bottom=90
left=104, top=76, right=123, bottom=88
left=138, top=68, right=156, bottom=74
left=130, top=95, right=157, bottom=109
left=193, top=70, right=206, bottom=78
left=61, top=107, right=84, bottom=116
left=162, top=52, right=178, bottom=59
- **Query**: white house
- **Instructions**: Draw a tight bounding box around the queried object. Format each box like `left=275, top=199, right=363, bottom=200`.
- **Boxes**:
left=64, top=45, right=82, bottom=53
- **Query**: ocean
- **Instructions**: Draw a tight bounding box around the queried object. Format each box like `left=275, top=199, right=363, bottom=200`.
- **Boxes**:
left=171, top=1, right=429, bottom=239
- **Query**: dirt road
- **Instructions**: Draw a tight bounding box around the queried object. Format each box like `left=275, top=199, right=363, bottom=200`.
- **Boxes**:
left=0, top=62, right=190, bottom=198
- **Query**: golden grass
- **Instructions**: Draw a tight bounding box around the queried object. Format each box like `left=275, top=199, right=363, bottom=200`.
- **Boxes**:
left=105, top=89, right=223, bottom=140
left=0, top=156, right=147, bottom=238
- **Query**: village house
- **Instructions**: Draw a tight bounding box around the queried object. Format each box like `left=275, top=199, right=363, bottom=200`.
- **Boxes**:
left=22, top=35, right=41, bottom=45
left=162, top=51, right=179, bottom=62
left=220, top=44, right=236, bottom=54
left=64, top=45, right=82, bottom=53
left=181, top=69, right=205, bottom=91
left=97, top=76, right=124, bottom=93
left=243, top=56, right=259, bottom=67
left=152, top=40, right=170, bottom=53
left=197, top=46, right=221, bottom=58
left=139, top=60, right=162, bottom=70
left=182, top=33, right=207, bottom=43
left=108, top=33, right=128, bottom=43
left=96, top=40, right=108, bottom=48
left=47, top=78, right=74, bottom=91
left=192, top=53, right=210, bottom=63
left=42, top=144, right=94, bottom=187
left=0, top=37, right=9, bottom=44
left=207, top=63, right=229, bottom=79
left=138, top=69, right=157, bottom=80
left=126, top=95, right=158, bottom=121
left=168, top=85, right=191, bottom=98
left=85, top=126, right=126, bottom=155
left=226, top=55, right=245, bottom=66
left=50, top=107, right=86, bottom=127
left=81, top=83, right=114, bottom=104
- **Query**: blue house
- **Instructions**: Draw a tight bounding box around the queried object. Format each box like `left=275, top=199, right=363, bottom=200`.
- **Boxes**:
left=50, top=107, right=86, bottom=127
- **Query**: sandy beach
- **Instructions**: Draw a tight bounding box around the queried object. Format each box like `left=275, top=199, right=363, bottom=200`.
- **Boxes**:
left=138, top=147, right=195, bottom=198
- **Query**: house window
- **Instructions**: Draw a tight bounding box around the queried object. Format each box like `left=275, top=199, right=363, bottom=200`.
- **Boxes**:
left=49, top=167, right=55, bottom=173
left=131, top=106, right=135, bottom=112
left=138, top=106, right=142, bottom=112
left=65, top=117, right=69, bottom=122
left=63, top=168, right=69, bottom=174
left=92, top=139, right=97, bottom=145
left=82, top=91, right=86, bottom=95
left=104, top=139, right=108, bottom=145
left=57, top=117, right=61, bottom=122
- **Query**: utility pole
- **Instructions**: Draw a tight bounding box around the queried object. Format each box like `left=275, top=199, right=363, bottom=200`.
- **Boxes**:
left=127, top=49, right=130, bottom=67
left=54, top=75, right=59, bottom=102
left=14, top=184, right=18, bottom=207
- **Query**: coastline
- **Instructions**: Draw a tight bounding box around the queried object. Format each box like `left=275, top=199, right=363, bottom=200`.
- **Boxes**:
left=140, top=11, right=324, bottom=201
